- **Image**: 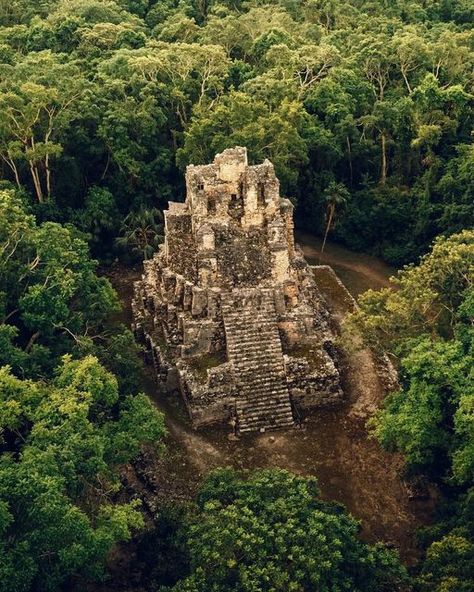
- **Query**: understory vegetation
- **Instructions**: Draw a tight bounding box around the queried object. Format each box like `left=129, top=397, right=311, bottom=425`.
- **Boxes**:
left=0, top=0, right=473, bottom=591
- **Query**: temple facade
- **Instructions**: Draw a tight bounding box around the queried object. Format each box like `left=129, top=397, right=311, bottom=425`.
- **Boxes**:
left=132, top=147, right=344, bottom=433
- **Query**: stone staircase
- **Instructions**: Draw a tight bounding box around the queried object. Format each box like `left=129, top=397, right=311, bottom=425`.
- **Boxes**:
left=221, top=288, right=295, bottom=433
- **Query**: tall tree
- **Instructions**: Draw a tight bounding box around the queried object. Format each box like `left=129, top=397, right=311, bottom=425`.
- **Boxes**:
left=320, top=180, right=350, bottom=258
left=0, top=52, right=85, bottom=202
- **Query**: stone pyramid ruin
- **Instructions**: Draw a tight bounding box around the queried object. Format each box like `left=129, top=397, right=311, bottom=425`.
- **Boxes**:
left=133, top=147, right=344, bottom=433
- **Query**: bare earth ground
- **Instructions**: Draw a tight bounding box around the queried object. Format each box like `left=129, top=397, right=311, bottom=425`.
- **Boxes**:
left=296, top=231, right=395, bottom=295
left=102, top=235, right=436, bottom=587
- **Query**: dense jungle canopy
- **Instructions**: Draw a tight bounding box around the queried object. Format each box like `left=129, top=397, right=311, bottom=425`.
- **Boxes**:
left=0, top=0, right=472, bottom=263
left=0, top=1, right=472, bottom=591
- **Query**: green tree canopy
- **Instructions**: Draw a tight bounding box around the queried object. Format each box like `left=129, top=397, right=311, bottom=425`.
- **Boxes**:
left=350, top=231, right=474, bottom=590
left=162, top=468, right=407, bottom=592
left=0, top=355, right=165, bottom=592
left=0, top=190, right=119, bottom=376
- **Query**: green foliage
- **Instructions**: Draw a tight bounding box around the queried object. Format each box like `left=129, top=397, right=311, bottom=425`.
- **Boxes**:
left=178, top=92, right=310, bottom=193
left=78, top=326, right=145, bottom=396
left=0, top=1, right=472, bottom=589
left=0, top=356, right=165, bottom=592
left=418, top=533, right=474, bottom=592
left=161, top=468, right=407, bottom=592
left=116, top=207, right=164, bottom=261
left=0, top=50, right=87, bottom=202
left=371, top=336, right=473, bottom=477
left=72, top=186, right=120, bottom=251
left=0, top=177, right=165, bottom=592
left=355, top=231, right=474, bottom=479
left=0, top=0, right=471, bottom=263
left=320, top=180, right=350, bottom=255
left=0, top=190, right=123, bottom=376
left=352, top=230, right=474, bottom=354
left=351, top=230, right=473, bottom=590
left=415, top=485, right=474, bottom=592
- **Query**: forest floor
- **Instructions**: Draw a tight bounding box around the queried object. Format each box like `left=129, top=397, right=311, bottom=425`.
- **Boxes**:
left=106, top=235, right=437, bottom=576
left=296, top=231, right=395, bottom=295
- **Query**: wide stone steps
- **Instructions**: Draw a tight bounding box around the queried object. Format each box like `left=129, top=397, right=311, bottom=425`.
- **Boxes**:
left=233, top=357, right=284, bottom=370
left=237, top=410, right=294, bottom=432
left=229, top=335, right=281, bottom=346
left=228, top=337, right=283, bottom=351
left=223, top=311, right=275, bottom=320
left=222, top=288, right=294, bottom=434
left=240, top=381, right=288, bottom=393
left=238, top=399, right=291, bottom=412
left=236, top=367, right=286, bottom=380
left=236, top=397, right=293, bottom=413
left=227, top=330, right=278, bottom=345
left=240, top=391, right=288, bottom=405
left=233, top=357, right=282, bottom=368
left=229, top=345, right=282, bottom=357
left=225, top=322, right=278, bottom=332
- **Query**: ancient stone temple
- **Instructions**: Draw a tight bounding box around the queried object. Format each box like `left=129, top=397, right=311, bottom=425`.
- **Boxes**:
left=133, top=147, right=343, bottom=433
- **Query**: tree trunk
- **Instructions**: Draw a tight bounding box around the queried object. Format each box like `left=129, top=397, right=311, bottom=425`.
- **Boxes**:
left=101, top=153, right=110, bottom=180
left=29, top=161, right=44, bottom=203
left=320, top=204, right=335, bottom=262
left=45, top=115, right=54, bottom=199
left=2, top=155, right=21, bottom=189
left=380, top=132, right=387, bottom=185
left=45, top=153, right=52, bottom=198
left=401, top=67, right=412, bottom=94
left=346, top=136, right=353, bottom=188
left=25, top=331, right=40, bottom=353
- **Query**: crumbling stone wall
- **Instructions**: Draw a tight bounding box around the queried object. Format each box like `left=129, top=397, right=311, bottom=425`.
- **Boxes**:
left=133, top=147, right=344, bottom=433
left=214, top=225, right=272, bottom=288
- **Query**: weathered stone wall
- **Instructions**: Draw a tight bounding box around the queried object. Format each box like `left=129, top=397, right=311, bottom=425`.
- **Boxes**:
left=164, top=207, right=197, bottom=282
left=214, top=226, right=272, bottom=288
left=177, top=360, right=236, bottom=427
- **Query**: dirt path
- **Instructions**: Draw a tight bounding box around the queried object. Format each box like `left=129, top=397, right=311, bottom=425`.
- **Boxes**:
left=311, top=264, right=396, bottom=419
left=107, top=236, right=434, bottom=566
left=297, top=231, right=396, bottom=295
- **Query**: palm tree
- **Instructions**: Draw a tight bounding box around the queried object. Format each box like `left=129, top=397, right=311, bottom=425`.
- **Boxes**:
left=319, top=181, right=350, bottom=261
left=116, top=207, right=163, bottom=261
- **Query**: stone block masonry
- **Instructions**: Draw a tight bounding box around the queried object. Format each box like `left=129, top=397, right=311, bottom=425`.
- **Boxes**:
left=132, top=147, right=344, bottom=433
left=221, top=289, right=294, bottom=432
